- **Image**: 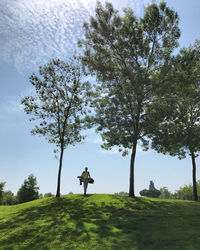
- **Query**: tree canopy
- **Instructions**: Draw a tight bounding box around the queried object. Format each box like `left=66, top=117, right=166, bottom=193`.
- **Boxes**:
left=146, top=41, right=200, bottom=200
left=79, top=1, right=180, bottom=197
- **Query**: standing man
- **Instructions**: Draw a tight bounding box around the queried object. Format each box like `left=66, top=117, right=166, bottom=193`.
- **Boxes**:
left=81, top=167, right=91, bottom=196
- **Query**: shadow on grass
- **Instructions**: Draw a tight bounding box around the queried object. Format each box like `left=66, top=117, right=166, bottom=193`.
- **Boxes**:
left=1, top=195, right=200, bottom=249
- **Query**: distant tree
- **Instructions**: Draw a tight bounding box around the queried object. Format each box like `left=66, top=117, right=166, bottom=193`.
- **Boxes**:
left=2, top=191, right=16, bottom=205
left=79, top=1, right=180, bottom=197
left=0, top=182, right=6, bottom=204
left=159, top=187, right=172, bottom=199
left=139, top=189, right=149, bottom=197
left=140, top=181, right=161, bottom=198
left=68, top=192, right=73, bottom=195
left=114, top=192, right=129, bottom=195
left=39, top=193, right=43, bottom=199
left=21, top=58, right=92, bottom=197
left=17, top=174, right=39, bottom=203
left=173, top=184, right=193, bottom=200
left=172, top=180, right=200, bottom=200
left=44, top=193, right=54, bottom=197
left=146, top=41, right=200, bottom=201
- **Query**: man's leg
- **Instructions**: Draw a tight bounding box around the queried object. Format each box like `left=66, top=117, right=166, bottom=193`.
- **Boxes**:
left=83, top=180, right=88, bottom=195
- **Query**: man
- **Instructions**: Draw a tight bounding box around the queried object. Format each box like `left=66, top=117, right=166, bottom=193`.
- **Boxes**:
left=81, top=167, right=91, bottom=196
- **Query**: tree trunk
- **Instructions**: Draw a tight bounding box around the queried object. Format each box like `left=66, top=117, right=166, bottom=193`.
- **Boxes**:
left=56, top=146, right=64, bottom=197
left=129, top=140, right=137, bottom=198
left=191, top=151, right=198, bottom=201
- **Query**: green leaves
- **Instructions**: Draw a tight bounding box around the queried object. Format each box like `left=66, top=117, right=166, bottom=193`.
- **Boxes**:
left=146, top=41, right=200, bottom=159
left=21, top=58, right=92, bottom=150
left=17, top=174, right=39, bottom=203
left=79, top=1, right=180, bottom=158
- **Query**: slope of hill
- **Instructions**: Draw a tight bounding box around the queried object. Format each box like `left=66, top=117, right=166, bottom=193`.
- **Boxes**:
left=0, top=194, right=200, bottom=249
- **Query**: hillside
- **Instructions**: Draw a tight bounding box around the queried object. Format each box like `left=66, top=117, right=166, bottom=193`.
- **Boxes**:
left=0, top=194, right=200, bottom=249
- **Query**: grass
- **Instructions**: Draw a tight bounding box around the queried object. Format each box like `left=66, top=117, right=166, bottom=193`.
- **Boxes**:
left=0, top=194, right=200, bottom=249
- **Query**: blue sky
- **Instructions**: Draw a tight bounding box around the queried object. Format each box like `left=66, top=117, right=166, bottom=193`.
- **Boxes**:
left=1, top=0, right=200, bottom=196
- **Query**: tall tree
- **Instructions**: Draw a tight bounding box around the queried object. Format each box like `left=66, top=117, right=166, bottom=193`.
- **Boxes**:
left=146, top=41, right=200, bottom=201
left=79, top=1, right=180, bottom=197
left=21, top=59, right=91, bottom=197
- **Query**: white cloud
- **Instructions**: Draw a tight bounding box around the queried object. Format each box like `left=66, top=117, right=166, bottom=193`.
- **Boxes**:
left=0, top=0, right=150, bottom=73
left=0, top=0, right=92, bottom=72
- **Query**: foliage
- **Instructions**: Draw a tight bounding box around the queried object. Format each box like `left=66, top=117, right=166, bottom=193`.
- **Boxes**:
left=39, top=193, right=43, bottom=199
left=44, top=192, right=54, bottom=197
left=0, top=182, right=6, bottom=204
left=1, top=194, right=200, bottom=249
left=17, top=174, right=39, bottom=204
left=79, top=1, right=180, bottom=197
left=147, top=41, right=200, bottom=158
left=114, top=191, right=129, bottom=195
left=146, top=41, right=200, bottom=200
left=2, top=191, right=17, bottom=205
left=140, top=181, right=161, bottom=198
left=159, top=187, right=173, bottom=199
left=21, top=58, right=92, bottom=197
left=173, top=180, right=200, bottom=200
left=173, top=184, right=194, bottom=200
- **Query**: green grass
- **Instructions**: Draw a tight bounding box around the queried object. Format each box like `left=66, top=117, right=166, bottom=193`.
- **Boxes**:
left=1, top=194, right=200, bottom=250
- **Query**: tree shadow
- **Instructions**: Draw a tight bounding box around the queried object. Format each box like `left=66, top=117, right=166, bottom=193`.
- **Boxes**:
left=0, top=196, right=200, bottom=249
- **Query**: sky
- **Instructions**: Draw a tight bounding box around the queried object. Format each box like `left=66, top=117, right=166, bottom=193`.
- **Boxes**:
left=1, top=0, right=200, bottom=196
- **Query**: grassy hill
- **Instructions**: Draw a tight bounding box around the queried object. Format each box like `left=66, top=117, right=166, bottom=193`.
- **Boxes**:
left=0, top=194, right=200, bottom=250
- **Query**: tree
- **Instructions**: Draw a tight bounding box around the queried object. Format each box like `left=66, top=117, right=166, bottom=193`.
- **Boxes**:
left=17, top=174, right=39, bottom=203
left=159, top=187, right=172, bottom=199
left=140, top=180, right=161, bottom=198
left=172, top=180, right=200, bottom=200
left=39, top=193, right=43, bottom=199
left=79, top=1, right=180, bottom=197
left=21, top=58, right=91, bottom=197
left=114, top=191, right=129, bottom=195
left=173, top=184, right=194, bottom=200
left=0, top=182, right=6, bottom=204
left=44, top=192, right=54, bottom=197
left=146, top=41, right=200, bottom=201
left=2, top=191, right=16, bottom=205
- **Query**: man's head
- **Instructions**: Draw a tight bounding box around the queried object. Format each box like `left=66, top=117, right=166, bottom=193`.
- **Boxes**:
left=85, top=167, right=88, bottom=171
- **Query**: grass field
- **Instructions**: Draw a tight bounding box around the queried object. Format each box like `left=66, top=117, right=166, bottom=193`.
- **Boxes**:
left=0, top=194, right=200, bottom=250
